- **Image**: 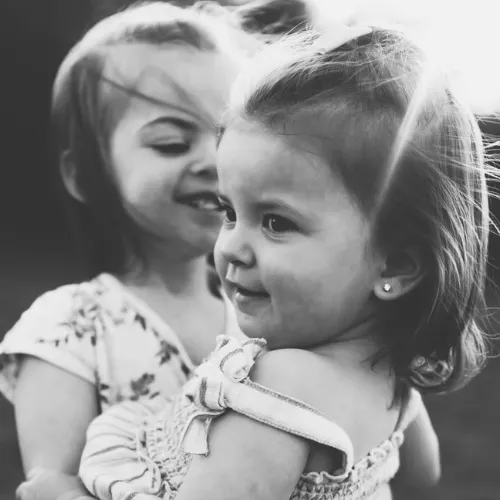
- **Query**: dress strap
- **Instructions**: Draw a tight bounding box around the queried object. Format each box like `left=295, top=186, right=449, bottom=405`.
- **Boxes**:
left=179, top=336, right=354, bottom=478
left=231, top=379, right=353, bottom=474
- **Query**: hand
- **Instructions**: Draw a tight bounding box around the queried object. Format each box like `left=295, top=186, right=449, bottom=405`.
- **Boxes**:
left=16, top=469, right=95, bottom=500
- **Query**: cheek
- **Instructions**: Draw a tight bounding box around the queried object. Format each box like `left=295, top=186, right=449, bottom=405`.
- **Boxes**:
left=213, top=236, right=227, bottom=278
left=110, top=134, right=145, bottom=205
left=124, top=177, right=166, bottom=210
left=263, top=241, right=363, bottom=305
left=109, top=124, right=180, bottom=210
left=260, top=250, right=317, bottom=305
left=112, top=151, right=176, bottom=211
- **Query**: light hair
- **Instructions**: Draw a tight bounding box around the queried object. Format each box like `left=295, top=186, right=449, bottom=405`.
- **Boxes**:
left=225, top=27, right=496, bottom=394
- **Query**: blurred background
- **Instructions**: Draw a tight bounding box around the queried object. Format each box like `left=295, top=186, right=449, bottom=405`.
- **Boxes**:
left=0, top=0, right=499, bottom=499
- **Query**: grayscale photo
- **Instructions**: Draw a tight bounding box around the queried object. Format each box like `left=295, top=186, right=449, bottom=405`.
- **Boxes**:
left=1, top=1, right=499, bottom=499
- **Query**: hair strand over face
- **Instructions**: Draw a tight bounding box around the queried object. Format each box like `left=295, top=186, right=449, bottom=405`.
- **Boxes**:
left=51, top=1, right=250, bottom=276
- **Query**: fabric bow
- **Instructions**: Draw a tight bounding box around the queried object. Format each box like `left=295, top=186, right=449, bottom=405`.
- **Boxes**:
left=179, top=335, right=266, bottom=455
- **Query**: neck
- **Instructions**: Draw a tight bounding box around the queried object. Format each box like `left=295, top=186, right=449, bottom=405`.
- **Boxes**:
left=118, top=249, right=210, bottom=297
left=312, top=317, right=385, bottom=367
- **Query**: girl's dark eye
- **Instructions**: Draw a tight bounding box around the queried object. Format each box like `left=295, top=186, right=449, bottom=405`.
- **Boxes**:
left=263, top=215, right=297, bottom=233
left=217, top=203, right=236, bottom=224
left=152, top=143, right=190, bottom=156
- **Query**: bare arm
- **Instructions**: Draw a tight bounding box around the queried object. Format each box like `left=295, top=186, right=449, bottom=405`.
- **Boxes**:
left=178, top=409, right=309, bottom=500
left=176, top=351, right=312, bottom=500
left=14, top=356, right=99, bottom=499
left=392, top=402, right=441, bottom=492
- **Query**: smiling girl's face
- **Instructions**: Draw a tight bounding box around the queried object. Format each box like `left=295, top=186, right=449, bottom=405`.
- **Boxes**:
left=107, top=43, right=239, bottom=258
left=214, top=120, right=385, bottom=349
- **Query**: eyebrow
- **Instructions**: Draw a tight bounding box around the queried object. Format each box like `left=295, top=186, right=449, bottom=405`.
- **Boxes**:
left=217, top=194, right=306, bottom=219
left=143, top=116, right=198, bottom=133
left=256, top=199, right=305, bottom=219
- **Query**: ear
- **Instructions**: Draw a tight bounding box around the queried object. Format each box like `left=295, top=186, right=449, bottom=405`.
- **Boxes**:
left=60, top=150, right=85, bottom=203
left=373, top=248, right=425, bottom=301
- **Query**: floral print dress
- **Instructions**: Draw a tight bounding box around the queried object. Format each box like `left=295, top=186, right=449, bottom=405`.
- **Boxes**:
left=0, top=274, right=240, bottom=411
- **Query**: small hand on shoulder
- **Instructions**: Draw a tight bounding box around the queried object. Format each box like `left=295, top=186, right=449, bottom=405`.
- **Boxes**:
left=16, top=469, right=95, bottom=500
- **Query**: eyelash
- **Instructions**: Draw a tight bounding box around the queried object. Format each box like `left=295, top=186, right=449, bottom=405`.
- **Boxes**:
left=151, top=143, right=190, bottom=156
left=263, top=215, right=298, bottom=234
left=217, top=202, right=236, bottom=223
left=217, top=203, right=298, bottom=234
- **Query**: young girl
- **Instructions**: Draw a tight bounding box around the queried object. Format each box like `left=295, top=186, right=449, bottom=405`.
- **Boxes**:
left=77, top=21, right=492, bottom=500
left=5, top=3, right=323, bottom=499
left=0, top=2, right=250, bottom=499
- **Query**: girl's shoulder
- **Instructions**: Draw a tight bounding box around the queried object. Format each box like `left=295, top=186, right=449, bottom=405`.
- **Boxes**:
left=250, top=348, right=400, bottom=453
left=250, top=348, right=360, bottom=408
left=250, top=348, right=326, bottom=398
left=17, top=273, right=131, bottom=327
left=0, top=273, right=130, bottom=372
left=0, top=273, right=184, bottom=404
left=0, top=276, right=115, bottom=401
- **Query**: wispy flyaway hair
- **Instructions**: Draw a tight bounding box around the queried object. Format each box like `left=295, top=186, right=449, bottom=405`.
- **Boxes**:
left=225, top=27, right=494, bottom=393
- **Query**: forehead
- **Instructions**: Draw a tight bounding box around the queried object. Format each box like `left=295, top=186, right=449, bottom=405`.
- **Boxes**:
left=101, top=43, right=239, bottom=127
left=217, top=121, right=349, bottom=204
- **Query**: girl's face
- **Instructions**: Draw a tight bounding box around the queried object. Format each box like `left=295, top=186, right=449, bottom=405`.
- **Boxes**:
left=107, top=44, right=239, bottom=258
left=214, top=121, right=385, bottom=349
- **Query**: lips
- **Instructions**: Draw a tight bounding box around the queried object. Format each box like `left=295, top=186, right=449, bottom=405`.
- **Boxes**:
left=232, top=284, right=270, bottom=315
left=176, top=192, right=220, bottom=212
left=234, top=284, right=268, bottom=298
left=225, top=279, right=270, bottom=315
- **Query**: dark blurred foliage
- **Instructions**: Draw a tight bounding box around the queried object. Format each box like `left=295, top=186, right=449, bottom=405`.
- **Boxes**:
left=0, top=0, right=91, bottom=243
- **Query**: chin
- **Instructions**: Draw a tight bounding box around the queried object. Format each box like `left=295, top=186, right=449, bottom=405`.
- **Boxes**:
left=234, top=316, right=262, bottom=340
left=236, top=320, right=280, bottom=348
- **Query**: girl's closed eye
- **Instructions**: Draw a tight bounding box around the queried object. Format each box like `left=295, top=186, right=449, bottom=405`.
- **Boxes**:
left=263, top=214, right=298, bottom=234
left=151, top=141, right=190, bottom=156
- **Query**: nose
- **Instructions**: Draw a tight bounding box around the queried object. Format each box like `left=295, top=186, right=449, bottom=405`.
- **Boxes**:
left=215, top=222, right=255, bottom=269
left=188, top=134, right=217, bottom=181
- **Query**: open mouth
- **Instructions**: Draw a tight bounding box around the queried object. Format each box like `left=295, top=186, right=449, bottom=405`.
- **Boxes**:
left=177, top=192, right=220, bottom=212
left=234, top=284, right=269, bottom=299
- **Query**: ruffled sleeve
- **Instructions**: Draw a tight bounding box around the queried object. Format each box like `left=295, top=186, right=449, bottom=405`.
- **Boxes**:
left=179, top=336, right=354, bottom=478
left=0, top=284, right=100, bottom=402
left=79, top=337, right=357, bottom=500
